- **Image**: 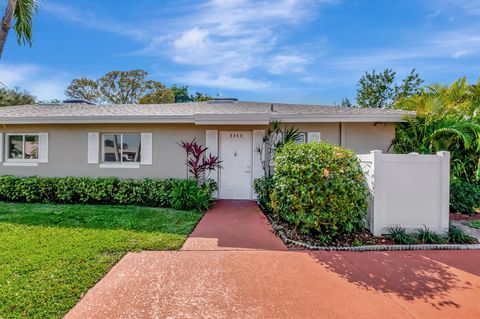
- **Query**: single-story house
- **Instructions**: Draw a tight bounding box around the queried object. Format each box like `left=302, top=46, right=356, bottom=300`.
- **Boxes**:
left=0, top=98, right=413, bottom=200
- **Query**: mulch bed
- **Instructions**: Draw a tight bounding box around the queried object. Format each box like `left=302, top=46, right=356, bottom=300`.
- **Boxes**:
left=450, top=212, right=480, bottom=221
left=262, top=209, right=394, bottom=248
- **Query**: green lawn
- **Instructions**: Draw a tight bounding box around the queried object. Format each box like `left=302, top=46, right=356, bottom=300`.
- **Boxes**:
left=0, top=202, right=202, bottom=318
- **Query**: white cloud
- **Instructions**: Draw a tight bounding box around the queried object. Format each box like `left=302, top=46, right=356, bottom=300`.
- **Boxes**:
left=0, top=63, right=68, bottom=101
left=42, top=2, right=146, bottom=40
left=140, top=0, right=335, bottom=88
left=269, top=54, right=309, bottom=74
left=174, top=72, right=270, bottom=90
left=42, top=0, right=335, bottom=90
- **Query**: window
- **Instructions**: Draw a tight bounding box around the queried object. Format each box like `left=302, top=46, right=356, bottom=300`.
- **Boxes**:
left=295, top=132, right=307, bottom=144
left=7, top=134, right=39, bottom=160
left=102, top=133, right=141, bottom=163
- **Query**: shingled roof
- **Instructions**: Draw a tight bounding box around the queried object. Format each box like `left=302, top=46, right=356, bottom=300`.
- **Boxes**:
left=0, top=100, right=414, bottom=124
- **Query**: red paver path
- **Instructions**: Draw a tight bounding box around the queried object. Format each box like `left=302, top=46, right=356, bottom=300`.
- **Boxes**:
left=66, top=201, right=480, bottom=319
left=181, top=200, right=287, bottom=251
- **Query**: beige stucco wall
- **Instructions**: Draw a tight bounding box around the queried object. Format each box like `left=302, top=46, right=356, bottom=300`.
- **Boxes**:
left=0, top=122, right=395, bottom=178
left=342, top=122, right=395, bottom=153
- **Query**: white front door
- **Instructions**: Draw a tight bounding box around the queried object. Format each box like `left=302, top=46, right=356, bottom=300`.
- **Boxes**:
left=219, top=131, right=252, bottom=199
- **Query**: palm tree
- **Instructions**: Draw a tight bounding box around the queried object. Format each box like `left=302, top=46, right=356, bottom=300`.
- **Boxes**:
left=393, top=78, right=480, bottom=183
left=0, top=0, right=38, bottom=59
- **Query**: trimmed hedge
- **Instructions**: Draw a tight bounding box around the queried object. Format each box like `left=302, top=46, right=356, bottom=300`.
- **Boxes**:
left=0, top=176, right=213, bottom=212
left=271, top=142, right=369, bottom=243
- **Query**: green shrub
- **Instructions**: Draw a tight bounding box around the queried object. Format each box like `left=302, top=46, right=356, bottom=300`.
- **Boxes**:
left=253, top=176, right=274, bottom=212
left=450, top=181, right=480, bottom=215
left=271, top=142, right=369, bottom=242
left=448, top=224, right=477, bottom=244
left=0, top=176, right=213, bottom=212
left=387, top=226, right=417, bottom=245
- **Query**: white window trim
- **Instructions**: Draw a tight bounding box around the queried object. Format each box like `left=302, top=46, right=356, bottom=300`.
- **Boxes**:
left=99, top=163, right=140, bottom=169
left=101, top=133, right=141, bottom=165
left=3, top=162, right=38, bottom=167
left=4, top=133, right=40, bottom=163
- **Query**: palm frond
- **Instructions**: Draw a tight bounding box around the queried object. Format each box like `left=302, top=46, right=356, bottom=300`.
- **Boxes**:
left=13, top=0, right=38, bottom=46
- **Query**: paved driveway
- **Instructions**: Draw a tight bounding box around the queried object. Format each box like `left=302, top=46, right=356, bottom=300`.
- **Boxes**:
left=66, top=201, right=480, bottom=318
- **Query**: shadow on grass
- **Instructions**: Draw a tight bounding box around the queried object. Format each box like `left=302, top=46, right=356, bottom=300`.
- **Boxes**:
left=0, top=201, right=202, bottom=235
left=309, top=251, right=475, bottom=310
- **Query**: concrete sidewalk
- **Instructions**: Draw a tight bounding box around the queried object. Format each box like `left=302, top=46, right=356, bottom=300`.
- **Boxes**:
left=66, top=201, right=480, bottom=318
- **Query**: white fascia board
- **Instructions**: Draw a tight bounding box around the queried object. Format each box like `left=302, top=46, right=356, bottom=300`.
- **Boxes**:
left=0, top=115, right=195, bottom=124
left=194, top=113, right=270, bottom=125
left=271, top=114, right=412, bottom=123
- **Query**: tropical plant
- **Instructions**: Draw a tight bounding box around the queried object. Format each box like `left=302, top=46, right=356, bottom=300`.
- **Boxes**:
left=416, top=226, right=446, bottom=244
left=387, top=226, right=416, bottom=245
left=393, top=78, right=480, bottom=184
left=169, top=179, right=214, bottom=212
left=178, top=138, right=222, bottom=182
left=0, top=0, right=38, bottom=58
left=257, top=120, right=303, bottom=177
left=448, top=224, right=477, bottom=244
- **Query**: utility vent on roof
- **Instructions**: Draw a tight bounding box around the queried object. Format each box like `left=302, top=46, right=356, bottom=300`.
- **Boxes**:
left=62, top=99, right=95, bottom=105
left=207, top=97, right=238, bottom=104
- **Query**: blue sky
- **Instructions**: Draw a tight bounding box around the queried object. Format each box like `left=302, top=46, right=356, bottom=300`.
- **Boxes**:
left=1, top=0, right=479, bottom=104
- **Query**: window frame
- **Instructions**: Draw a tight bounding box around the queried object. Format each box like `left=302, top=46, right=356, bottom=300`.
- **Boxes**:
left=101, top=133, right=141, bottom=164
left=5, top=133, right=40, bottom=162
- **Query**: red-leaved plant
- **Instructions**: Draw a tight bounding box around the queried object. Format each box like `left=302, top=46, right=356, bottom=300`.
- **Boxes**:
left=178, top=138, right=222, bottom=182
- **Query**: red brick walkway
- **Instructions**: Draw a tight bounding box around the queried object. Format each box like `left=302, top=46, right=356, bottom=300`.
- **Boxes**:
left=66, top=201, right=480, bottom=319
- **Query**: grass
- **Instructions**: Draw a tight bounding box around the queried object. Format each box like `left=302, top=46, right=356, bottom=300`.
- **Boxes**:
left=469, top=220, right=480, bottom=229
left=0, top=202, right=202, bottom=318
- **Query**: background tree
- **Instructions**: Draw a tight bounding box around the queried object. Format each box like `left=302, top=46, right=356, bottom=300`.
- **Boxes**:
left=64, top=77, right=101, bottom=103
left=0, top=85, right=35, bottom=106
left=356, top=68, right=423, bottom=108
left=170, top=85, right=191, bottom=103
left=336, top=97, right=356, bottom=107
left=0, top=0, right=38, bottom=58
left=65, top=70, right=212, bottom=104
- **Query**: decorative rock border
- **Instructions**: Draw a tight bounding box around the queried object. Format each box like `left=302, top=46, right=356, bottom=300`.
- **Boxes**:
left=264, top=210, right=480, bottom=252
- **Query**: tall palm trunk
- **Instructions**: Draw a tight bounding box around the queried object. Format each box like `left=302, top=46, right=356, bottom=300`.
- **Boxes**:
left=0, top=0, right=17, bottom=58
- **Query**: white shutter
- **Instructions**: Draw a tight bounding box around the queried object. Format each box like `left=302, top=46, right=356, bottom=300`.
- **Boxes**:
left=140, top=133, right=153, bottom=165
left=205, top=130, right=218, bottom=197
left=0, top=133, right=3, bottom=162
left=307, top=132, right=321, bottom=143
left=38, top=133, right=49, bottom=163
left=252, top=130, right=265, bottom=199
left=87, top=132, right=100, bottom=164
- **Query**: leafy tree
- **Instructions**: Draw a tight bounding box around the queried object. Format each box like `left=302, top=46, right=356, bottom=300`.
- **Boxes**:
left=0, top=85, right=35, bottom=106
left=337, top=97, right=356, bottom=107
left=0, top=0, right=38, bottom=58
left=65, top=77, right=101, bottom=103
left=65, top=70, right=212, bottom=104
left=192, top=91, right=213, bottom=102
left=356, top=68, right=423, bottom=108
left=392, top=78, right=480, bottom=183
left=395, top=69, right=424, bottom=100
left=170, top=85, right=191, bottom=103
left=138, top=88, right=174, bottom=104
left=65, top=70, right=170, bottom=104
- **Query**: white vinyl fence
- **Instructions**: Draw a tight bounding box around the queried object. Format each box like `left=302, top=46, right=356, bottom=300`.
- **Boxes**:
left=358, top=150, right=450, bottom=236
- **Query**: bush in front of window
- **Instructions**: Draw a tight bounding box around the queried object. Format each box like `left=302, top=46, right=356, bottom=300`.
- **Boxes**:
left=0, top=176, right=213, bottom=212
left=271, top=142, right=369, bottom=244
